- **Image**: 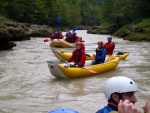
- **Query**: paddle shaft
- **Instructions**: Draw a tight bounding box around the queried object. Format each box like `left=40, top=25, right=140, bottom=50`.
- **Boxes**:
left=83, top=67, right=99, bottom=74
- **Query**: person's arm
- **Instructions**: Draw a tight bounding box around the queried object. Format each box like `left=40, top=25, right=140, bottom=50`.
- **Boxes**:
left=68, top=51, right=75, bottom=62
left=77, top=51, right=86, bottom=66
left=50, top=35, right=54, bottom=40
left=143, top=101, right=150, bottom=113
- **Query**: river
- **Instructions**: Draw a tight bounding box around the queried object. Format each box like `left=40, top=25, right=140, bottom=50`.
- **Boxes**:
left=0, top=30, right=149, bottom=113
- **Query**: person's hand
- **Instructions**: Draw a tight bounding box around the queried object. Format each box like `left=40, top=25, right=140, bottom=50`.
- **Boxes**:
left=75, top=65, right=79, bottom=67
left=93, top=54, right=96, bottom=57
left=118, top=100, right=140, bottom=113
left=143, top=101, right=150, bottom=113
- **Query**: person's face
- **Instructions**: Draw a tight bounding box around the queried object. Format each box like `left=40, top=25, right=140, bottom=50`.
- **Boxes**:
left=98, top=44, right=102, bottom=48
left=78, top=37, right=82, bottom=41
left=112, top=92, right=137, bottom=106
left=66, top=34, right=69, bottom=37
left=76, top=45, right=81, bottom=49
left=122, top=92, right=137, bottom=104
left=107, top=38, right=111, bottom=42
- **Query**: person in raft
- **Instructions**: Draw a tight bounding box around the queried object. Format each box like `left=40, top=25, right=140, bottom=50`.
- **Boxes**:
left=92, top=41, right=107, bottom=65
left=50, top=32, right=59, bottom=40
left=66, top=41, right=86, bottom=68
left=65, top=31, right=72, bottom=43
left=70, top=31, right=79, bottom=43
left=104, top=36, right=115, bottom=55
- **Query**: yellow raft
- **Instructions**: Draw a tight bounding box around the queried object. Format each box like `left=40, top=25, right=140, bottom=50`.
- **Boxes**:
left=50, top=39, right=76, bottom=48
left=47, top=56, right=120, bottom=79
left=52, top=49, right=130, bottom=61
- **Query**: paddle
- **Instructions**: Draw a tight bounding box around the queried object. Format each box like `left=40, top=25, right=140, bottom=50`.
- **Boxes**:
left=83, top=67, right=99, bottom=74
left=86, top=54, right=91, bottom=57
left=44, top=39, right=50, bottom=42
left=72, top=28, right=77, bottom=32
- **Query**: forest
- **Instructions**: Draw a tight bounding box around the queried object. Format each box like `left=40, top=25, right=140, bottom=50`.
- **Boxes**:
left=0, top=0, right=150, bottom=29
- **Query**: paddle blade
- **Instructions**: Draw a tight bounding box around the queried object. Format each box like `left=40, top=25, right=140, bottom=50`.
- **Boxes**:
left=44, top=39, right=49, bottom=42
left=57, top=17, right=61, bottom=23
left=86, top=54, right=91, bottom=57
left=72, top=28, right=77, bottom=32
left=83, top=67, right=99, bottom=74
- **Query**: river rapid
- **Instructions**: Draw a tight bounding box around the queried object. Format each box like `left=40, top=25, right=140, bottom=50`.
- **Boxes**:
left=0, top=30, right=150, bottom=113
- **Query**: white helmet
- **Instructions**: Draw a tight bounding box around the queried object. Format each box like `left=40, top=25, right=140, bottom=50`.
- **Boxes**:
left=104, top=76, right=138, bottom=100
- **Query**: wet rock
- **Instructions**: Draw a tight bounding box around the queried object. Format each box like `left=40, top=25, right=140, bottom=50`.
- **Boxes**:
left=0, top=37, right=16, bottom=50
left=87, top=26, right=109, bottom=34
left=28, top=24, right=53, bottom=37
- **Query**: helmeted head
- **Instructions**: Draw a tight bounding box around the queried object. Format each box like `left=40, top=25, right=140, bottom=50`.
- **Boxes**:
left=104, top=76, right=138, bottom=100
left=97, top=41, right=104, bottom=49
left=76, top=41, right=83, bottom=50
left=97, top=41, right=103, bottom=45
left=72, top=32, right=77, bottom=35
left=66, top=32, right=71, bottom=36
left=54, top=32, right=58, bottom=35
left=107, top=36, right=112, bottom=41
left=48, top=108, right=78, bottom=113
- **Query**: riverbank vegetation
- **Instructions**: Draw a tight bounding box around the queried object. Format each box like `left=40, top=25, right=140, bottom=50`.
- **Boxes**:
left=1, top=0, right=149, bottom=27
left=113, top=18, right=150, bottom=41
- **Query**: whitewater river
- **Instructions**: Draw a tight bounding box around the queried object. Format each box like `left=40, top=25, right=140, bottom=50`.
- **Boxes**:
left=0, top=30, right=149, bottom=113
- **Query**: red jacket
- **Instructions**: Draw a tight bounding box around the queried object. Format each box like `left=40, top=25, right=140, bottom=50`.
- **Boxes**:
left=50, top=34, right=64, bottom=40
left=70, top=35, right=78, bottom=43
left=68, top=44, right=86, bottom=66
left=58, top=34, right=64, bottom=39
left=50, top=34, right=58, bottom=40
left=104, top=41, right=115, bottom=55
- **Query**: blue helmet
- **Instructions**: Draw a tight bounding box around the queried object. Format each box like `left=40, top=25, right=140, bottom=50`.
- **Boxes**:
left=54, top=32, right=58, bottom=34
left=48, top=108, right=79, bottom=113
left=66, top=32, right=71, bottom=35
left=107, top=36, right=112, bottom=40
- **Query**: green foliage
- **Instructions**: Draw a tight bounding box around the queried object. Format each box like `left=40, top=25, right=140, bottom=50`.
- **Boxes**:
left=101, top=0, right=150, bottom=28
left=124, top=33, right=150, bottom=41
left=101, top=22, right=115, bottom=29
left=113, top=24, right=131, bottom=37
left=0, top=0, right=150, bottom=27
left=136, top=19, right=150, bottom=29
left=48, top=0, right=82, bottom=26
left=3, top=0, right=49, bottom=24
left=4, top=21, right=17, bottom=27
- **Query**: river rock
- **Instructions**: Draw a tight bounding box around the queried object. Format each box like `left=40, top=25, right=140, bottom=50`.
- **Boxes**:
left=87, top=26, right=109, bottom=34
left=28, top=24, right=53, bottom=37
left=0, top=16, right=54, bottom=50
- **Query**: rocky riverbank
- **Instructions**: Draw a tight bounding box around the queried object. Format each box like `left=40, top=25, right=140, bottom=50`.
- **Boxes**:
left=0, top=16, right=53, bottom=50
left=87, top=18, right=150, bottom=42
